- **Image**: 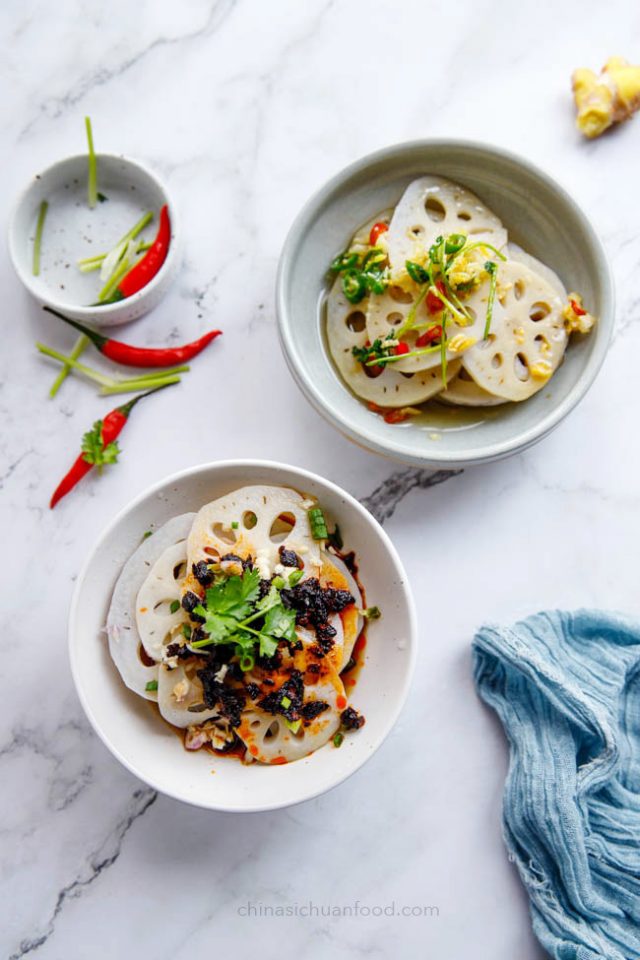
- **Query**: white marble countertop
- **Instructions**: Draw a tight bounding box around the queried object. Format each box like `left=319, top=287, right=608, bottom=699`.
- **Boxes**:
left=2, top=2, right=639, bottom=958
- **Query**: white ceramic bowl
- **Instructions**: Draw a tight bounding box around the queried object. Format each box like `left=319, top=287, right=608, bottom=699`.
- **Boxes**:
left=69, top=460, right=417, bottom=811
left=8, top=153, right=179, bottom=327
left=276, top=140, right=614, bottom=468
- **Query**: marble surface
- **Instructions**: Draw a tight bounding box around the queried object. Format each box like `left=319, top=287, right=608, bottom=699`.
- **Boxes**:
left=2, top=2, right=639, bottom=957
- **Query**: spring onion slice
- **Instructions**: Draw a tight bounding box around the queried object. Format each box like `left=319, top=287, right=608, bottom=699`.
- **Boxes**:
left=85, top=117, right=97, bottom=209
left=32, top=201, right=48, bottom=276
left=49, top=334, right=89, bottom=398
left=308, top=507, right=329, bottom=540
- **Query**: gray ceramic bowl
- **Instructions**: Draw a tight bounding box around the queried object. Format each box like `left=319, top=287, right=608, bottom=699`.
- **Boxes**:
left=276, top=140, right=614, bottom=468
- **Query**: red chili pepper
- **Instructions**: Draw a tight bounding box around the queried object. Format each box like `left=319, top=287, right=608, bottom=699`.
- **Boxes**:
left=393, top=341, right=410, bottom=356
left=367, top=402, right=417, bottom=424
left=426, top=280, right=446, bottom=314
left=416, top=324, right=443, bottom=348
left=368, top=221, right=389, bottom=246
left=43, top=307, right=222, bottom=368
left=100, top=205, right=172, bottom=304
left=570, top=298, right=586, bottom=316
left=50, top=383, right=173, bottom=508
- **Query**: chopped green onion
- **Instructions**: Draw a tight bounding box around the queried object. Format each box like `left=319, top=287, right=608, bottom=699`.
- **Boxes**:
left=49, top=334, right=89, bottom=398
left=272, top=575, right=286, bottom=590
left=406, top=260, right=430, bottom=284
left=308, top=507, right=329, bottom=540
left=142, top=530, right=153, bottom=541
left=333, top=732, right=344, bottom=748
left=32, top=200, right=48, bottom=276
left=182, top=623, right=192, bottom=639
left=363, top=606, right=381, bottom=620
left=285, top=718, right=302, bottom=733
left=170, top=600, right=180, bottom=614
left=97, top=192, right=108, bottom=203
left=429, top=235, right=445, bottom=265
left=483, top=261, right=498, bottom=338
left=342, top=270, right=367, bottom=304
left=281, top=695, right=292, bottom=709
left=85, top=117, right=97, bottom=209
left=288, top=568, right=304, bottom=587
left=231, top=521, right=239, bottom=529
left=239, top=652, right=255, bottom=672
left=145, top=680, right=158, bottom=692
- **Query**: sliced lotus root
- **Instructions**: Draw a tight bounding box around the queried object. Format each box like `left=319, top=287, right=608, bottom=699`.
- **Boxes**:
left=462, top=260, right=568, bottom=402
left=437, top=368, right=508, bottom=407
left=326, top=276, right=460, bottom=407
left=507, top=243, right=567, bottom=299
left=107, top=513, right=195, bottom=700
left=136, top=539, right=189, bottom=662
left=386, top=176, right=507, bottom=279
left=321, top=552, right=363, bottom=669
left=184, top=485, right=321, bottom=589
left=236, top=651, right=345, bottom=763
left=157, top=661, right=222, bottom=729
left=366, top=277, right=494, bottom=374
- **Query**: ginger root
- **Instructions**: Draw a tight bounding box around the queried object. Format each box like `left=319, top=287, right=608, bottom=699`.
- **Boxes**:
left=572, top=57, right=640, bottom=138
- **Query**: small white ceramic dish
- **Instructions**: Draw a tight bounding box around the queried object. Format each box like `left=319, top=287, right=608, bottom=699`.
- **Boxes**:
left=276, top=140, right=615, bottom=468
left=8, top=153, right=179, bottom=327
left=69, top=460, right=417, bottom=812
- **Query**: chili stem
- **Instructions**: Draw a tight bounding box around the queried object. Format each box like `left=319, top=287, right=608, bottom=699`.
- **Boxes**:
left=49, top=334, right=89, bottom=398
left=99, top=375, right=181, bottom=396
left=32, top=201, right=49, bottom=276
left=36, top=342, right=113, bottom=387
left=85, top=117, right=97, bottom=209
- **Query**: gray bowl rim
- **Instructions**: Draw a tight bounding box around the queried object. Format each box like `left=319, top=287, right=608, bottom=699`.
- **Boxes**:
left=276, top=138, right=615, bottom=468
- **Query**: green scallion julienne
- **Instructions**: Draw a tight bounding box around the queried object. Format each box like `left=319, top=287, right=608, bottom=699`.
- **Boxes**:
left=483, top=262, right=498, bottom=338
left=49, top=334, right=89, bottom=399
left=308, top=507, right=329, bottom=540
left=85, top=116, right=97, bottom=209
left=32, top=200, right=48, bottom=276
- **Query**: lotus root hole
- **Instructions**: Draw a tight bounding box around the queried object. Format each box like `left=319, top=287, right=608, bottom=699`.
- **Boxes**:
left=459, top=367, right=473, bottom=381
left=269, top=512, right=296, bottom=542
left=386, top=311, right=403, bottom=326
left=425, top=197, right=446, bottom=222
left=388, top=285, right=413, bottom=304
left=400, top=371, right=415, bottom=379
left=212, top=522, right=237, bottom=544
left=535, top=334, right=549, bottom=352
left=346, top=311, right=366, bottom=333
left=514, top=353, right=530, bottom=381
left=138, top=642, right=155, bottom=667
left=242, top=511, right=258, bottom=530
left=410, top=225, right=425, bottom=238
left=514, top=280, right=525, bottom=301
left=529, top=302, right=551, bottom=322
left=491, top=353, right=503, bottom=369
left=153, top=599, right=179, bottom=616
left=458, top=211, right=471, bottom=221
left=173, top=561, right=187, bottom=580
left=265, top=720, right=280, bottom=740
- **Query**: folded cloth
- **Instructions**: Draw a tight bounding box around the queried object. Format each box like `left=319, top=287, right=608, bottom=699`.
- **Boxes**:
left=473, top=610, right=640, bottom=960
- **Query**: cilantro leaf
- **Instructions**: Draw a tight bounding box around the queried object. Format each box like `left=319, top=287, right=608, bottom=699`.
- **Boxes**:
left=263, top=604, right=297, bottom=643
left=81, top=420, right=120, bottom=473
left=192, top=606, right=237, bottom=644
left=258, top=633, right=279, bottom=658
left=204, top=568, right=261, bottom=620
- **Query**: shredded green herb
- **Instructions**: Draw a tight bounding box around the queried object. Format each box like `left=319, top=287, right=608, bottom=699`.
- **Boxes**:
left=85, top=117, right=97, bottom=209
left=32, top=200, right=48, bottom=276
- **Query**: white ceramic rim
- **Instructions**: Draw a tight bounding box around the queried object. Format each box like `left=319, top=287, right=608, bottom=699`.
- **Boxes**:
left=7, top=152, right=179, bottom=319
left=276, top=138, right=615, bottom=468
left=68, top=459, right=418, bottom=811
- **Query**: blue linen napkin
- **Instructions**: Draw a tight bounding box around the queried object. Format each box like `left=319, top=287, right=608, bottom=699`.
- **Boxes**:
left=472, top=610, right=640, bottom=960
